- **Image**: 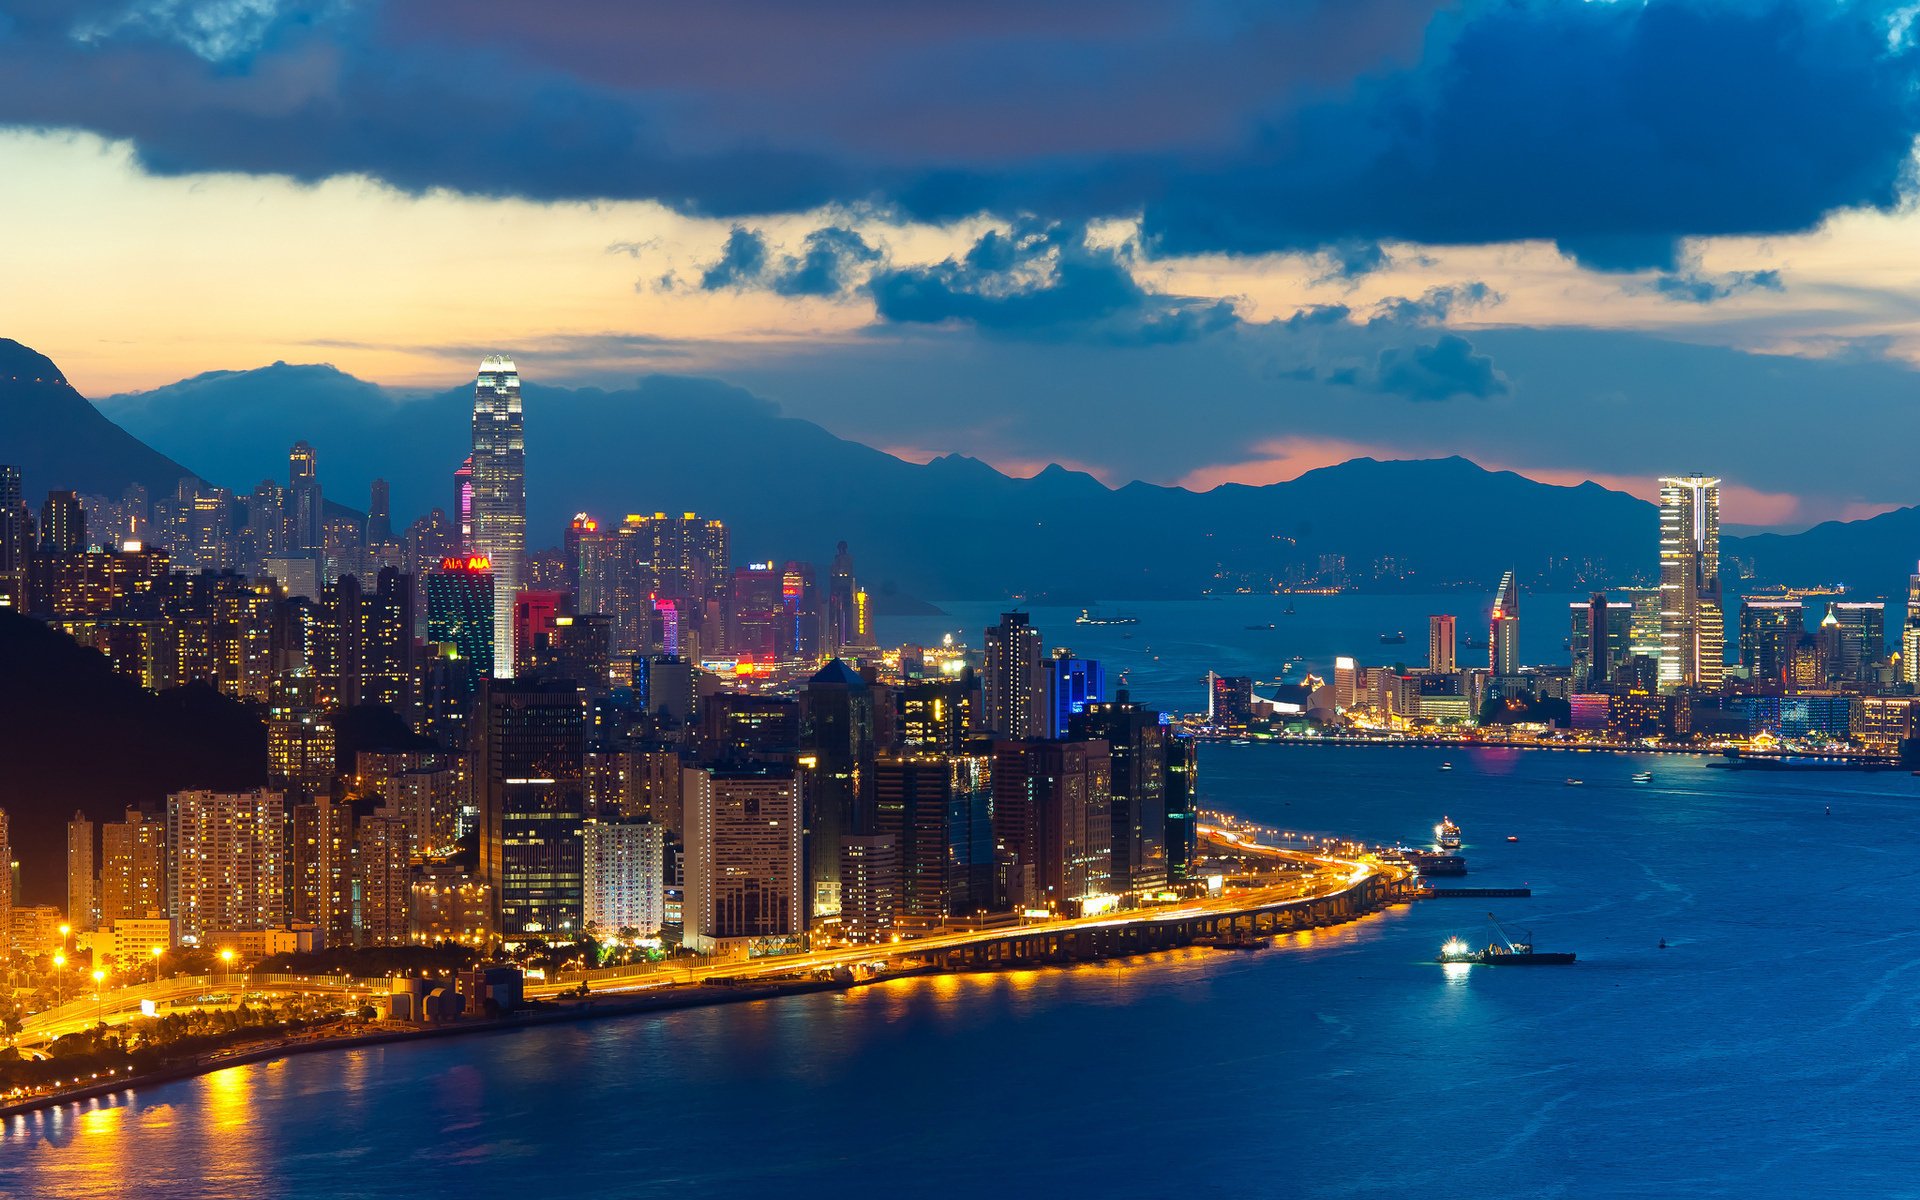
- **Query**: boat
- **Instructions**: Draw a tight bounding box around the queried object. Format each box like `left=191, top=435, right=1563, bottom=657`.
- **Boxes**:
left=1075, top=608, right=1139, bottom=626
left=1632, top=771, right=1653, bottom=783
left=1439, top=762, right=1453, bottom=771
left=1283, top=599, right=1297, bottom=615
left=1437, top=914, right=1576, bottom=966
left=1506, top=835, right=1518, bottom=842
left=1207, top=936, right=1271, bottom=952
left=1245, top=622, right=1276, bottom=630
left=1435, top=816, right=1462, bottom=850
left=1379, top=631, right=1407, bottom=645
left=1565, top=778, right=1584, bottom=786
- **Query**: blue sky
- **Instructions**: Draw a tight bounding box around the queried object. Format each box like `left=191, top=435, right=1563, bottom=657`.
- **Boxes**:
left=4, top=0, right=1920, bottom=527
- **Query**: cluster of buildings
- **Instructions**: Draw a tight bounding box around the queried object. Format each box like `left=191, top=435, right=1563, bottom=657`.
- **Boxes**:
left=1210, top=476, right=1920, bottom=752
left=0, top=357, right=1199, bottom=974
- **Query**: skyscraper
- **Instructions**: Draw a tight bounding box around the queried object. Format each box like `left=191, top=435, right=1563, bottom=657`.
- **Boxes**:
left=1428, top=614, right=1457, bottom=673
left=581, top=819, right=666, bottom=937
left=798, top=659, right=874, bottom=918
left=166, top=789, right=288, bottom=946
left=1903, top=564, right=1920, bottom=686
left=1738, top=599, right=1803, bottom=686
left=1490, top=571, right=1520, bottom=677
left=478, top=678, right=586, bottom=941
left=982, top=611, right=1044, bottom=738
left=66, top=810, right=95, bottom=931
left=682, top=767, right=805, bottom=954
left=288, top=440, right=322, bottom=559
left=40, top=490, right=85, bottom=553
left=425, top=555, right=496, bottom=678
left=1659, top=476, right=1724, bottom=691
left=1828, top=601, right=1885, bottom=683
left=100, top=807, right=167, bottom=923
left=366, top=478, right=394, bottom=545
left=469, top=356, right=525, bottom=678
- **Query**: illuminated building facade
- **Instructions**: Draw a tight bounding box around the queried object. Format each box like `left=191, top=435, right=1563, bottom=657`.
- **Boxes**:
left=1490, top=570, right=1520, bottom=677
left=581, top=819, right=666, bottom=937
left=469, top=356, right=525, bottom=678
left=425, top=556, right=496, bottom=677
left=982, top=611, right=1044, bottom=738
left=682, top=767, right=805, bottom=954
left=1738, top=599, right=1803, bottom=686
left=100, top=807, right=167, bottom=924
left=1428, top=614, right=1456, bottom=673
left=479, top=678, right=587, bottom=940
left=166, top=789, right=288, bottom=946
left=1659, top=475, right=1725, bottom=691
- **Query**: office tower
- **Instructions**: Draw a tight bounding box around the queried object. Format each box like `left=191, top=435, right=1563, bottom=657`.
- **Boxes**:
left=644, top=653, right=697, bottom=725
left=1164, top=733, right=1199, bottom=882
left=1571, top=594, right=1633, bottom=688
left=0, top=808, right=10, bottom=938
left=1738, top=599, right=1804, bottom=686
left=898, top=677, right=974, bottom=751
left=982, top=611, right=1044, bottom=738
left=469, top=356, right=525, bottom=678
left=366, top=478, right=393, bottom=545
left=581, top=819, right=666, bottom=937
left=991, top=739, right=1113, bottom=912
left=827, top=540, right=858, bottom=655
left=452, top=456, right=475, bottom=551
left=425, top=555, right=495, bottom=677
left=1207, top=672, right=1254, bottom=728
left=1617, top=585, right=1664, bottom=664
left=837, top=834, right=898, bottom=944
left=700, top=694, right=800, bottom=766
left=566, top=514, right=614, bottom=613
left=779, top=561, right=821, bottom=661
left=288, top=440, right=323, bottom=558
left=873, top=751, right=993, bottom=930
left=166, top=789, right=288, bottom=946
left=1070, top=696, right=1169, bottom=897
left=1043, top=653, right=1106, bottom=740
left=1428, top=614, right=1457, bottom=673
left=638, top=512, right=729, bottom=612
left=0, top=465, right=30, bottom=608
left=1333, top=657, right=1358, bottom=711
left=798, top=659, right=875, bottom=917
left=66, top=811, right=95, bottom=931
left=291, top=797, right=355, bottom=947
left=40, top=489, right=85, bottom=553
left=1903, top=565, right=1920, bottom=686
left=100, top=807, right=167, bottom=923
left=479, top=678, right=587, bottom=940
left=355, top=815, right=413, bottom=947
left=513, top=590, right=567, bottom=675
left=1659, top=475, right=1725, bottom=691
left=729, top=560, right=782, bottom=659
left=681, top=767, right=805, bottom=954
left=1829, top=602, right=1885, bottom=682
left=1490, top=570, right=1520, bottom=677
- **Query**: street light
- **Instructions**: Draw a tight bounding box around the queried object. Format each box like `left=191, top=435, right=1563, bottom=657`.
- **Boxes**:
left=220, top=948, right=235, bottom=995
left=92, top=969, right=105, bottom=1027
left=51, top=952, right=66, bottom=1005
left=150, top=944, right=164, bottom=984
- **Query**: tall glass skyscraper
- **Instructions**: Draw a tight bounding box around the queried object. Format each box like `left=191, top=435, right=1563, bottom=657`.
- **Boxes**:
left=470, top=356, right=524, bottom=678
left=1490, top=570, right=1520, bottom=677
left=1658, top=475, right=1724, bottom=691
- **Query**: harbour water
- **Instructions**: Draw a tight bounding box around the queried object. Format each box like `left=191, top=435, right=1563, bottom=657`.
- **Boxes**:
left=6, top=599, right=1918, bottom=1197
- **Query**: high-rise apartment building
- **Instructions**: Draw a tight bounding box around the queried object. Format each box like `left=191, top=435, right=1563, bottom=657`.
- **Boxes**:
left=872, top=752, right=994, bottom=930
left=1428, top=614, right=1457, bottom=673
left=1069, top=698, right=1170, bottom=898
left=100, top=807, right=167, bottom=924
left=982, top=611, right=1044, bottom=738
left=40, top=490, right=86, bottom=553
left=682, top=768, right=805, bottom=954
left=1659, top=475, right=1724, bottom=691
left=581, top=819, right=666, bottom=937
left=1490, top=571, right=1520, bottom=677
left=166, top=789, right=288, bottom=946
left=797, top=659, right=874, bottom=917
left=66, top=811, right=95, bottom=931
left=479, top=678, right=587, bottom=940
left=469, top=356, right=525, bottom=678
left=355, top=815, right=413, bottom=947
left=291, top=796, right=355, bottom=947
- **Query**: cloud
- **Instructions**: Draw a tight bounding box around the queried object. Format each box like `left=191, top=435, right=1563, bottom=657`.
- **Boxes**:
left=1, top=1, right=1915, bottom=263
left=698, top=226, right=770, bottom=290
left=1311, top=240, right=1391, bottom=284
left=1325, top=334, right=1508, bottom=401
left=1368, top=282, right=1498, bottom=325
left=691, top=224, right=881, bottom=297
left=1650, top=267, right=1785, bottom=304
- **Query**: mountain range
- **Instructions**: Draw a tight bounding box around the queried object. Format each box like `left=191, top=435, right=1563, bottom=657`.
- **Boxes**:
left=2, top=338, right=1917, bottom=603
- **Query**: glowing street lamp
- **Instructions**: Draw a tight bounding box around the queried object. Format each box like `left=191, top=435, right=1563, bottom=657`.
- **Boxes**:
left=219, top=948, right=235, bottom=994
left=150, top=944, right=164, bottom=984
left=92, top=969, right=106, bottom=1026
left=51, top=952, right=66, bottom=1005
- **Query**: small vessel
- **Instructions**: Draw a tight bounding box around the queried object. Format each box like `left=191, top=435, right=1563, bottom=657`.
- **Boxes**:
left=1435, top=816, right=1462, bottom=850
left=1379, top=631, right=1407, bottom=645
left=1075, top=607, right=1139, bottom=626
left=1437, top=914, right=1576, bottom=966
left=1245, top=623, right=1276, bottom=630
left=1208, top=935, right=1271, bottom=952
left=1632, top=771, right=1653, bottom=783
left=1439, top=762, right=1454, bottom=771
left=1565, top=778, right=1584, bottom=786
left=1283, top=599, right=1297, bottom=616
left=1658, top=939, right=1668, bottom=950
left=1506, top=835, right=1519, bottom=842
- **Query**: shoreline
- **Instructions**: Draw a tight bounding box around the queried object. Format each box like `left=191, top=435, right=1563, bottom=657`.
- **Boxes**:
left=0, top=973, right=914, bottom=1125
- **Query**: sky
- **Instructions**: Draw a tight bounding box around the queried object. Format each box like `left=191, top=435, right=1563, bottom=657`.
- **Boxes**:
left=3, top=0, right=1920, bottom=528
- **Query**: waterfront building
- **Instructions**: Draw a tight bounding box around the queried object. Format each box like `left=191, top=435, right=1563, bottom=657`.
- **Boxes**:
left=837, top=834, right=898, bottom=943
left=291, top=796, right=355, bottom=947
left=1164, top=733, right=1198, bottom=882
left=66, top=810, right=95, bottom=931
left=1428, top=614, right=1456, bottom=673
left=990, top=739, right=1113, bottom=913
left=469, top=356, right=525, bottom=678
left=1333, top=657, right=1358, bottom=712
left=1043, top=653, right=1106, bottom=739
left=99, top=807, right=167, bottom=924
left=1069, top=697, right=1170, bottom=897
left=1904, top=564, right=1920, bottom=687
left=479, top=677, right=588, bottom=941
left=681, top=767, right=805, bottom=955
left=982, top=611, right=1045, bottom=738
left=1659, top=475, right=1725, bottom=691
left=1490, top=570, right=1521, bottom=677
left=1208, top=672, right=1255, bottom=728
left=1829, top=601, right=1885, bottom=683
left=582, top=819, right=666, bottom=937
left=355, top=749, right=463, bottom=857
left=408, top=864, right=492, bottom=946
left=1570, top=595, right=1632, bottom=688
left=1738, top=599, right=1803, bottom=686
left=873, top=751, right=994, bottom=930
left=165, top=789, right=288, bottom=947
left=798, top=659, right=875, bottom=918
left=356, top=815, right=413, bottom=946
left=1857, top=696, right=1917, bottom=750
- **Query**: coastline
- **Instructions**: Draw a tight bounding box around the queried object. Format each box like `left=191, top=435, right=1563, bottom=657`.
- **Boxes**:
left=0, top=973, right=912, bottom=1125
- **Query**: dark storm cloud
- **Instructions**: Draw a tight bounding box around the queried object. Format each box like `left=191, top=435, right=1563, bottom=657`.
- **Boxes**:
left=1650, top=268, right=1786, bottom=304
left=1, top=1, right=1915, bottom=261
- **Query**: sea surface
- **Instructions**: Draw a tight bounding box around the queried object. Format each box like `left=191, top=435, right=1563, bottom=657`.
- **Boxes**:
left=6, top=597, right=1918, bottom=1198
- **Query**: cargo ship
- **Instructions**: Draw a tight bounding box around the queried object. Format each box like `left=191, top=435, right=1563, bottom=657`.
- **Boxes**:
left=1076, top=608, right=1138, bottom=626
left=1437, top=915, right=1576, bottom=966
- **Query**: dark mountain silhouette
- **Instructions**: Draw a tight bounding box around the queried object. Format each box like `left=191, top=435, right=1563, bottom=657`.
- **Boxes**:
left=0, top=611, right=267, bottom=905
left=0, top=338, right=200, bottom=502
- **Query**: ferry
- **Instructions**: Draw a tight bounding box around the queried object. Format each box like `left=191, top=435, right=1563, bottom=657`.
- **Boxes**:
left=1435, top=816, right=1462, bottom=850
left=1379, top=630, right=1407, bottom=645
left=1439, top=762, right=1453, bottom=771
left=1632, top=771, right=1653, bottom=784
left=1565, top=778, right=1584, bottom=787
left=1437, top=915, right=1576, bottom=966
left=1075, top=607, right=1139, bottom=626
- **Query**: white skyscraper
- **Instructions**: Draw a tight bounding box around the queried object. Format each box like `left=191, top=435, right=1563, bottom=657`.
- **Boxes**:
left=1658, top=475, right=1724, bottom=691
left=470, top=356, right=525, bottom=678
left=1903, top=563, right=1920, bottom=686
